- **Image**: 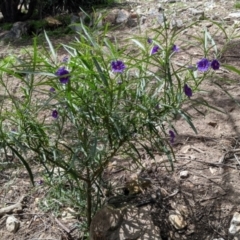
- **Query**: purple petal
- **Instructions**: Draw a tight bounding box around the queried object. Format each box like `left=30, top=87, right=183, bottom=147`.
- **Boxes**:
left=50, top=87, right=55, bottom=93
left=52, top=110, right=58, bottom=118
left=151, top=45, right=160, bottom=55
left=211, top=59, right=220, bottom=70
left=56, top=67, right=70, bottom=84
left=111, top=60, right=126, bottom=73
left=183, top=84, right=192, bottom=98
left=147, top=38, right=153, bottom=44
left=197, top=58, right=210, bottom=72
left=169, top=130, right=175, bottom=144
left=172, top=44, right=179, bottom=52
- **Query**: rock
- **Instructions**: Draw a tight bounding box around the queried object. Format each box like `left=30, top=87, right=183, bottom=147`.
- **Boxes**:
left=180, top=170, right=189, bottom=179
left=189, top=8, right=204, bottom=16
left=116, top=9, right=130, bottom=24
left=1, top=21, right=29, bottom=41
left=209, top=166, right=218, bottom=175
left=170, top=19, right=184, bottom=29
left=103, top=9, right=118, bottom=26
left=157, top=13, right=166, bottom=25
left=44, top=16, right=62, bottom=27
left=90, top=206, right=123, bottom=239
left=90, top=205, right=162, bottom=240
left=227, top=12, right=240, bottom=19
left=229, top=212, right=240, bottom=237
left=6, top=216, right=20, bottom=233
left=169, top=211, right=187, bottom=230
left=175, top=204, right=189, bottom=218
left=12, top=22, right=29, bottom=38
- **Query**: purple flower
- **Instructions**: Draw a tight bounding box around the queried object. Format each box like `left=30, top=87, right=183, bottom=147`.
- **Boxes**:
left=56, top=67, right=70, bottom=84
left=147, top=38, right=153, bottom=44
left=197, top=58, right=210, bottom=72
left=111, top=60, right=126, bottom=73
left=38, top=179, right=44, bottom=185
left=172, top=44, right=179, bottom=52
left=52, top=110, right=58, bottom=118
left=151, top=45, right=160, bottom=55
left=183, top=84, right=192, bottom=98
left=169, top=130, right=175, bottom=144
left=50, top=87, right=55, bottom=93
left=211, top=59, right=220, bottom=70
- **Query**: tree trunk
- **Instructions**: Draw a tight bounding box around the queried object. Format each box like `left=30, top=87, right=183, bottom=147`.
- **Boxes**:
left=0, top=0, right=36, bottom=22
left=18, top=0, right=37, bottom=21
left=0, top=0, right=20, bottom=22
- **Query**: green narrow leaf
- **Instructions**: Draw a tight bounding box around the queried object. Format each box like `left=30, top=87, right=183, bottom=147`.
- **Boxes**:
left=178, top=110, right=198, bottom=134
left=8, top=145, right=35, bottom=186
left=204, top=28, right=208, bottom=52
left=223, top=64, right=240, bottom=75
left=62, top=44, right=77, bottom=57
left=91, top=53, right=108, bottom=87
left=44, top=31, right=57, bottom=64
left=131, top=39, right=145, bottom=51
left=81, top=21, right=96, bottom=47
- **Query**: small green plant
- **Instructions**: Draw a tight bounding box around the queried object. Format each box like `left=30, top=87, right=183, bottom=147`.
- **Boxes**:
left=235, top=1, right=240, bottom=9
left=0, top=17, right=235, bottom=236
left=28, top=20, right=47, bottom=34
left=1, top=23, right=13, bottom=31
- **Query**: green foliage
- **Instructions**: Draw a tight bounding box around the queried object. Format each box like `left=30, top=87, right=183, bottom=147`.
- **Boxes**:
left=234, top=1, right=240, bottom=8
left=0, top=18, right=232, bottom=235
left=28, top=20, right=48, bottom=34
left=1, top=23, right=13, bottom=31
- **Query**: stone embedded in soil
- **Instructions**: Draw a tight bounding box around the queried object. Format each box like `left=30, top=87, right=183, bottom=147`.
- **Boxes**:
left=6, top=216, right=20, bottom=233
left=90, top=205, right=162, bottom=240
left=227, top=12, right=240, bottom=19
left=229, top=212, right=240, bottom=237
left=116, top=9, right=130, bottom=24
left=209, top=167, right=218, bottom=175
left=180, top=170, right=189, bottom=178
left=169, top=212, right=187, bottom=230
left=175, top=204, right=189, bottom=218
left=170, top=18, right=184, bottom=29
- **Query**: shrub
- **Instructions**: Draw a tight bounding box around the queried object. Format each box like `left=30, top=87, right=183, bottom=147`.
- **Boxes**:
left=0, top=19, right=232, bottom=235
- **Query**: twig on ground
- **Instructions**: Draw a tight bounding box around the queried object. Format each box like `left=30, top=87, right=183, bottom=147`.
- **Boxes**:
left=0, top=195, right=26, bottom=216
left=199, top=195, right=226, bottom=202
left=190, top=146, right=205, bottom=153
left=55, top=218, right=71, bottom=233
left=234, top=154, right=240, bottom=165
left=218, top=148, right=240, bottom=164
left=187, top=158, right=236, bottom=169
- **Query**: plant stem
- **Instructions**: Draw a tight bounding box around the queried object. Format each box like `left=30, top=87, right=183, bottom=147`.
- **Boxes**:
left=86, top=167, right=92, bottom=228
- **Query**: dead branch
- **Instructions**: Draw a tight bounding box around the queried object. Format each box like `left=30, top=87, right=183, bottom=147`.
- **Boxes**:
left=0, top=195, right=26, bottom=217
